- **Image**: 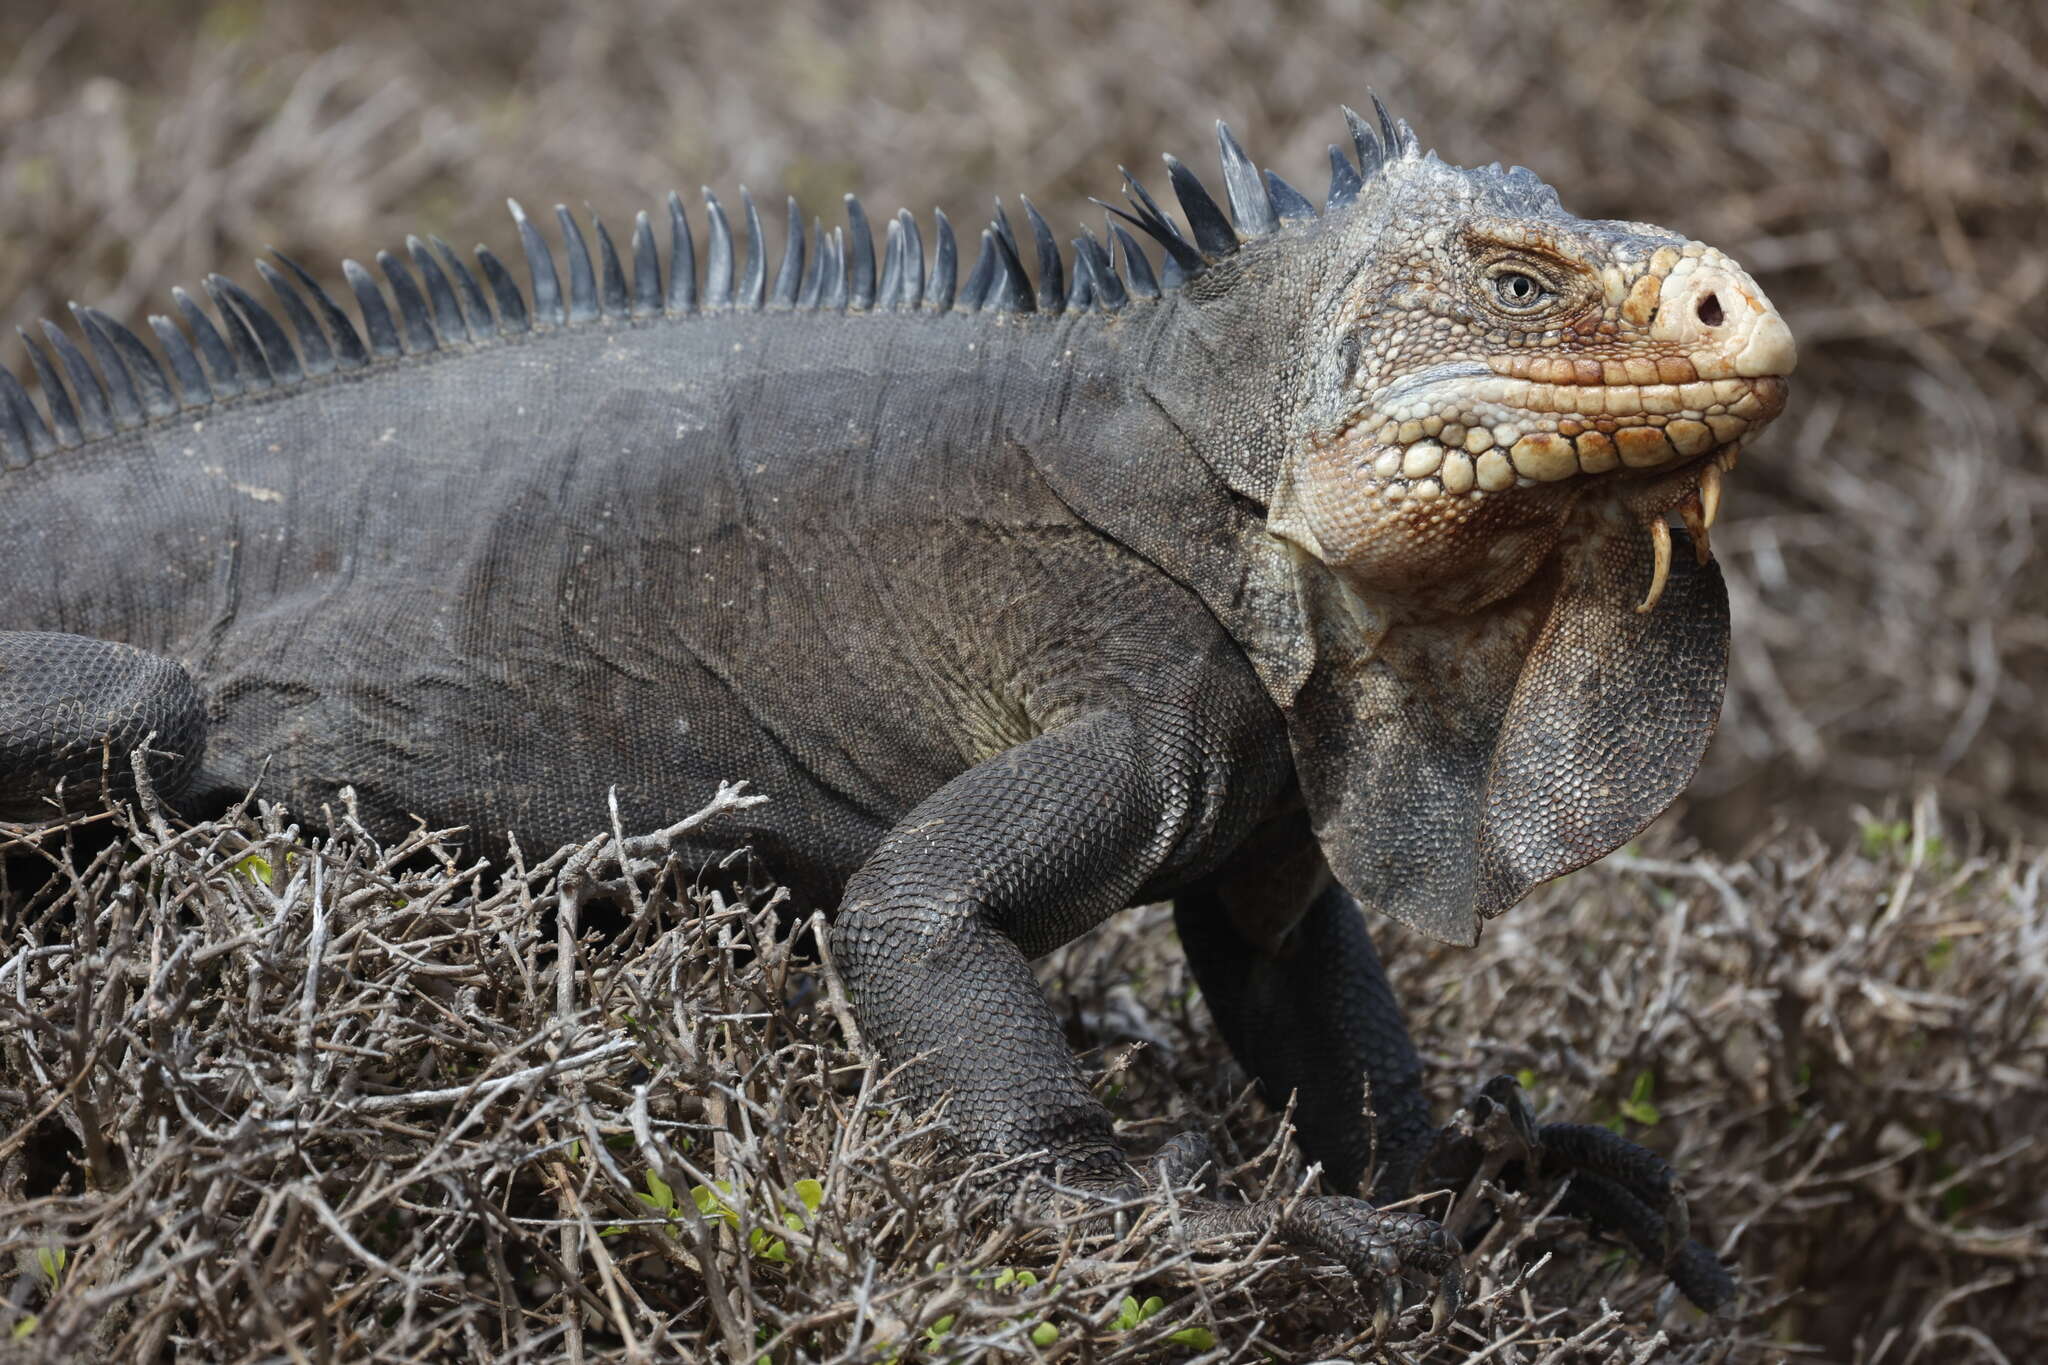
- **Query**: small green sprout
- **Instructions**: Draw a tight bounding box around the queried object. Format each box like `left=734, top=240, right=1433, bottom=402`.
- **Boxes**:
left=1616, top=1071, right=1661, bottom=1128
left=1860, top=818, right=1911, bottom=859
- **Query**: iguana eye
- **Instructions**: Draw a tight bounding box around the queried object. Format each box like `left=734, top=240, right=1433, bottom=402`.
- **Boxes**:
left=1492, top=270, right=1550, bottom=311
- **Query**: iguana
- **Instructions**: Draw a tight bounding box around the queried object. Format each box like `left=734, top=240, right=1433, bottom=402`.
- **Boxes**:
left=0, top=100, right=1791, bottom=1330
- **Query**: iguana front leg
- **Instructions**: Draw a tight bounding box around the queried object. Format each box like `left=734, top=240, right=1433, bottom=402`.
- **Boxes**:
left=832, top=711, right=1161, bottom=1182
left=1178, top=855, right=1737, bottom=1312
left=829, top=706, right=1458, bottom=1321
left=1175, top=867, right=1437, bottom=1201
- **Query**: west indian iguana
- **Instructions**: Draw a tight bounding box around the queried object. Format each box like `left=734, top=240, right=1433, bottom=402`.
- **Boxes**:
left=0, top=100, right=1792, bottom=1332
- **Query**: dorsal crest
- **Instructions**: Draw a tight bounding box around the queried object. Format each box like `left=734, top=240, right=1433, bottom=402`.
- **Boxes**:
left=0, top=98, right=1425, bottom=468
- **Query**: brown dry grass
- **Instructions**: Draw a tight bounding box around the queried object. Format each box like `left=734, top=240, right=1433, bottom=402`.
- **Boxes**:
left=2, top=790, right=2043, bottom=1362
left=1, top=0, right=2045, bottom=1360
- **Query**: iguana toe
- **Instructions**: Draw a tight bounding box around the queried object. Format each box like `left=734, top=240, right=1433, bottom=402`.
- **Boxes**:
left=1538, top=1120, right=1691, bottom=1261
left=1422, top=1076, right=1735, bottom=1312
left=1053, top=1141, right=1469, bottom=1341
left=1273, top=1197, right=1462, bottom=1338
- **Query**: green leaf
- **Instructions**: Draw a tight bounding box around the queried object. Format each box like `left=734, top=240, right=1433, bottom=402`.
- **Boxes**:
left=641, top=1171, right=676, bottom=1213
left=34, top=1247, right=65, bottom=1289
left=1618, top=1070, right=1661, bottom=1126
left=794, top=1177, right=824, bottom=1213
left=236, top=853, right=274, bottom=886
left=11, top=1316, right=36, bottom=1340
left=1168, top=1327, right=1217, bottom=1350
left=1030, top=1322, right=1058, bottom=1347
left=924, top=1314, right=955, bottom=1346
left=691, top=1180, right=738, bottom=1223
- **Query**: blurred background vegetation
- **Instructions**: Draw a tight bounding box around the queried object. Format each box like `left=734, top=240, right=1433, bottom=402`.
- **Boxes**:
left=2, top=0, right=2043, bottom=855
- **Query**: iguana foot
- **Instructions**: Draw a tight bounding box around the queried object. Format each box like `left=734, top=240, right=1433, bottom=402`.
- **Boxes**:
left=1428, top=1075, right=1737, bottom=1313
left=1065, top=1132, right=1466, bottom=1344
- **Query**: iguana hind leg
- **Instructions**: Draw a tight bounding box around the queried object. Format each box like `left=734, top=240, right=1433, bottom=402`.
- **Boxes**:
left=0, top=631, right=206, bottom=820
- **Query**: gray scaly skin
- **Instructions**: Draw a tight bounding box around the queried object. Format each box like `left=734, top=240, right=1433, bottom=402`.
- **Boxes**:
left=0, top=100, right=1792, bottom=1330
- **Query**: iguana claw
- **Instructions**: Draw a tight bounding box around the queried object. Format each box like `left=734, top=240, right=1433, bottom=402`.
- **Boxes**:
left=1371, top=1278, right=1400, bottom=1345
left=1430, top=1264, right=1464, bottom=1334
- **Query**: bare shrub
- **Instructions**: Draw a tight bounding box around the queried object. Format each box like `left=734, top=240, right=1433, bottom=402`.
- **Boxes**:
left=2, top=791, right=2040, bottom=1361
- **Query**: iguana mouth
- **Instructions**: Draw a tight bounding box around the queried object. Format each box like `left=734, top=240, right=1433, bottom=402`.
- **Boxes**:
left=1463, top=369, right=1787, bottom=611
left=1629, top=443, right=1739, bottom=613
left=1363, top=370, right=1787, bottom=495
left=1330, top=368, right=1787, bottom=613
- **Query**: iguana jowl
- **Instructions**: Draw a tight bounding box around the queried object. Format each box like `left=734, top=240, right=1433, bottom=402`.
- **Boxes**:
left=0, top=101, right=1792, bottom=1326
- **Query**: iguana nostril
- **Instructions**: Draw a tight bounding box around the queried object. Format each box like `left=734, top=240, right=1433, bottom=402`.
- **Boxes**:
left=1696, top=292, right=1725, bottom=327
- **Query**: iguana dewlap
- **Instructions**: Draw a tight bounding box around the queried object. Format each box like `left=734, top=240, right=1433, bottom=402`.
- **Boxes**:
left=0, top=101, right=1791, bottom=1327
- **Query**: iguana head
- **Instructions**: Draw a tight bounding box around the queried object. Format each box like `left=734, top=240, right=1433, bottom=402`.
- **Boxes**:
left=1102, top=104, right=1794, bottom=945
left=1270, top=118, right=1793, bottom=619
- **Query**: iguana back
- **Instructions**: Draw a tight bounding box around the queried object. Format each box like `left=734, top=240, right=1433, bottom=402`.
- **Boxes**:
left=3, top=227, right=1194, bottom=900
